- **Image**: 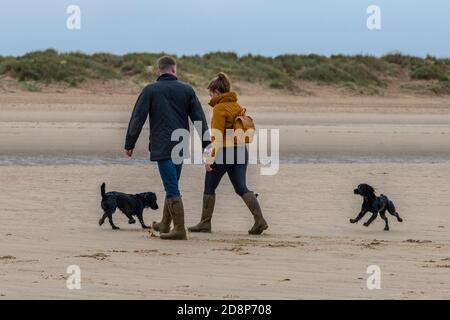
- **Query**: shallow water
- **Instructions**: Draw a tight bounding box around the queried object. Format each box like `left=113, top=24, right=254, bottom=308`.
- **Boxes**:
left=1, top=154, right=449, bottom=166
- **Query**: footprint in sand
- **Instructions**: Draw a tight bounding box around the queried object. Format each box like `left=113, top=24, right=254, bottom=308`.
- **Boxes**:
left=159, top=252, right=182, bottom=256
left=213, top=246, right=250, bottom=255
left=134, top=249, right=158, bottom=253
left=75, top=253, right=109, bottom=261
left=404, top=239, right=432, bottom=244
left=0, top=255, right=16, bottom=261
left=434, top=264, right=450, bottom=268
left=265, top=243, right=297, bottom=248
left=133, top=249, right=159, bottom=255
left=360, top=240, right=384, bottom=249
left=40, top=272, right=66, bottom=280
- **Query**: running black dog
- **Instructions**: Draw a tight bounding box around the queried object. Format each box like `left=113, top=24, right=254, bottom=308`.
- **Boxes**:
left=99, top=183, right=158, bottom=230
left=351, top=183, right=403, bottom=231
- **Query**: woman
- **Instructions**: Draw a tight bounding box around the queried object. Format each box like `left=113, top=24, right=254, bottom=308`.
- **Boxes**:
left=188, top=72, right=268, bottom=235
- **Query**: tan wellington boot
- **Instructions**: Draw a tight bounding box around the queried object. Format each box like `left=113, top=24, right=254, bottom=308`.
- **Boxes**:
left=152, top=198, right=171, bottom=233
left=242, top=192, right=268, bottom=235
left=160, top=196, right=187, bottom=240
left=188, top=194, right=216, bottom=233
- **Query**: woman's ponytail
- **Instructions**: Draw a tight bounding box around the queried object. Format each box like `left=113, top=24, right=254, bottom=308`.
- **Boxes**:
left=208, top=72, right=231, bottom=93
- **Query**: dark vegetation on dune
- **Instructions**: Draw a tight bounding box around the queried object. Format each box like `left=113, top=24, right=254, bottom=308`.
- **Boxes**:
left=1, top=49, right=449, bottom=95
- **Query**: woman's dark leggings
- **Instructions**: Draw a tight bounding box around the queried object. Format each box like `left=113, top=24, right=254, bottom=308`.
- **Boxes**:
left=204, top=147, right=250, bottom=196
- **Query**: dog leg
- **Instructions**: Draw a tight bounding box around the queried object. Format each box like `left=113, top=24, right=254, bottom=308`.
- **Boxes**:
left=389, top=210, right=403, bottom=222
left=137, top=211, right=150, bottom=229
left=387, top=201, right=403, bottom=222
left=363, top=212, right=378, bottom=227
left=99, top=213, right=108, bottom=226
left=101, top=198, right=119, bottom=229
left=350, top=210, right=367, bottom=223
left=107, top=213, right=120, bottom=230
left=125, top=214, right=136, bottom=224
left=380, top=211, right=389, bottom=231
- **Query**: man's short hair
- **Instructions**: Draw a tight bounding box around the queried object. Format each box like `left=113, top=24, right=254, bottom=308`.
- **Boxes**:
left=157, top=56, right=177, bottom=72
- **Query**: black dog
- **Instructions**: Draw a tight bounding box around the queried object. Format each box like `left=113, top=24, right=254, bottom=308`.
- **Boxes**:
left=351, top=183, right=403, bottom=231
left=99, top=183, right=158, bottom=230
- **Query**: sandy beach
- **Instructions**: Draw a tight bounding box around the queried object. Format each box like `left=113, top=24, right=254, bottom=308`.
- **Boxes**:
left=1, top=91, right=450, bottom=299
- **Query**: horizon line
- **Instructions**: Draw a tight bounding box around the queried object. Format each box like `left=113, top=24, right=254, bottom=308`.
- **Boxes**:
left=2, top=48, right=450, bottom=59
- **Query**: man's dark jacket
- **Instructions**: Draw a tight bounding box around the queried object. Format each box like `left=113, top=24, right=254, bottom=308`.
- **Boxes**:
left=125, top=74, right=209, bottom=161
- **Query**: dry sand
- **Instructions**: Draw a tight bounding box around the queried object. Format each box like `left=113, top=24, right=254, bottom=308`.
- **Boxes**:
left=1, top=164, right=449, bottom=299
left=1, top=91, right=450, bottom=299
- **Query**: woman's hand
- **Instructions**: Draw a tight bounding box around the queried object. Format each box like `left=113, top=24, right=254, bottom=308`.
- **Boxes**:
left=205, top=164, right=213, bottom=172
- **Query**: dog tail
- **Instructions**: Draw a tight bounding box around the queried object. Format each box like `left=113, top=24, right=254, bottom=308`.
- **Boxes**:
left=101, top=182, right=106, bottom=199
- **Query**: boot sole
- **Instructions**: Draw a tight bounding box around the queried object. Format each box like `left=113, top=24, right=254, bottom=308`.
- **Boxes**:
left=160, top=235, right=187, bottom=240
left=188, top=228, right=211, bottom=233
left=160, top=230, right=188, bottom=240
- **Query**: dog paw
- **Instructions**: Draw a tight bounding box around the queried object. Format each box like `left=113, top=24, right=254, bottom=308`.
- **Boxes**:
left=112, top=226, right=120, bottom=230
left=349, top=219, right=357, bottom=224
left=142, top=225, right=151, bottom=229
left=99, top=219, right=104, bottom=226
left=398, top=218, right=403, bottom=222
left=128, top=219, right=136, bottom=224
left=363, top=222, right=370, bottom=227
left=384, top=227, right=389, bottom=231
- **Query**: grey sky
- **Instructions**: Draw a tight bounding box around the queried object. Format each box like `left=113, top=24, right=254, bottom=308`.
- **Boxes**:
left=1, top=0, right=449, bottom=57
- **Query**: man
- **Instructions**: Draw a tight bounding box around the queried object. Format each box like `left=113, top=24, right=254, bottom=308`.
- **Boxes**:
left=124, top=56, right=209, bottom=240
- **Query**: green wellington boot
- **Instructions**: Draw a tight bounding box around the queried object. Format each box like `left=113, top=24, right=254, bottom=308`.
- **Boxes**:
left=152, top=198, right=171, bottom=233
left=188, top=194, right=216, bottom=233
left=160, top=196, right=187, bottom=240
left=242, top=191, right=268, bottom=235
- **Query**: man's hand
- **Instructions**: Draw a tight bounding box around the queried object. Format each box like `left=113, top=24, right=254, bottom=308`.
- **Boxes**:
left=205, top=164, right=213, bottom=172
left=125, top=149, right=134, bottom=157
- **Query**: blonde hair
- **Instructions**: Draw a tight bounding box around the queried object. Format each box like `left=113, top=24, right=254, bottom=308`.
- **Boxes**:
left=208, top=72, right=231, bottom=93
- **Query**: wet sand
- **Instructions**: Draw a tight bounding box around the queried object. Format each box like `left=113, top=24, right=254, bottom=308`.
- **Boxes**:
left=1, top=111, right=450, bottom=162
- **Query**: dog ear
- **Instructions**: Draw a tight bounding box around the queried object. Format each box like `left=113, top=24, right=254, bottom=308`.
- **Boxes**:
left=367, top=185, right=375, bottom=194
